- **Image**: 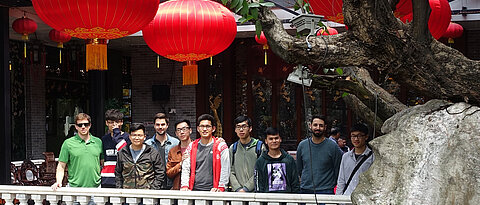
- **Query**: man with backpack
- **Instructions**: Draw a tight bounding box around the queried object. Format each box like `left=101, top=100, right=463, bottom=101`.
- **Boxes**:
left=229, top=116, right=265, bottom=192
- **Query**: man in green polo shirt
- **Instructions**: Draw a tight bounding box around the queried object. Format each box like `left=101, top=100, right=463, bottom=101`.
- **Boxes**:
left=51, top=113, right=104, bottom=190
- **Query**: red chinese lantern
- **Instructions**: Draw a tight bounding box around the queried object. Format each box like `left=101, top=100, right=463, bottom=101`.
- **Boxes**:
left=32, top=0, right=159, bottom=71
left=12, top=16, right=37, bottom=58
left=49, top=29, right=71, bottom=64
left=309, top=0, right=411, bottom=24
left=399, top=0, right=451, bottom=40
left=142, top=0, right=237, bottom=85
left=255, top=32, right=269, bottom=65
left=442, top=22, right=463, bottom=43
left=317, top=27, right=338, bottom=36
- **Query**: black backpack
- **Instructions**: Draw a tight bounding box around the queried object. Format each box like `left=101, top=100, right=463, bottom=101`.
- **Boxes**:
left=231, top=139, right=263, bottom=165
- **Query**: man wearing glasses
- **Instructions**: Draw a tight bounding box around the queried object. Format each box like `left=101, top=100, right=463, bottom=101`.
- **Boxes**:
left=336, top=123, right=374, bottom=195
left=100, top=109, right=130, bottom=188
left=51, top=113, right=103, bottom=190
left=115, top=123, right=165, bottom=189
left=180, top=114, right=230, bottom=192
left=166, top=120, right=193, bottom=189
left=229, top=116, right=265, bottom=192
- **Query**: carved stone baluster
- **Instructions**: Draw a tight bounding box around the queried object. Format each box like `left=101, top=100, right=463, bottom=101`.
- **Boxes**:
left=142, top=198, right=155, bottom=205
left=31, top=194, right=46, bottom=205
left=194, top=200, right=207, bottom=205
left=159, top=199, right=172, bottom=205
left=62, top=195, right=76, bottom=205
left=46, top=195, right=60, bottom=205
left=266, top=203, right=279, bottom=205
left=231, top=201, right=244, bottom=205
left=126, top=197, right=140, bottom=205
left=248, top=202, right=260, bottom=205
left=212, top=200, right=225, bottom=205
left=109, top=197, right=125, bottom=205
left=76, top=196, right=91, bottom=205
left=16, top=194, right=29, bottom=205
left=93, top=196, right=107, bottom=205
left=2, top=193, right=14, bottom=205
left=178, top=199, right=192, bottom=205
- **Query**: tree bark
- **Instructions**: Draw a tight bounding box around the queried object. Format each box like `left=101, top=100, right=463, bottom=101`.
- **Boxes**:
left=255, top=0, right=480, bottom=123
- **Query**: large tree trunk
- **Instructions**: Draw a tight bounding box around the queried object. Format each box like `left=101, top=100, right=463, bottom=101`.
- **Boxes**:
left=255, top=0, right=480, bottom=122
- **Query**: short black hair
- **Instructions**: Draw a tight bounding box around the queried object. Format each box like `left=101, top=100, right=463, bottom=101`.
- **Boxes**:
left=105, top=109, right=123, bottom=121
left=234, top=116, right=252, bottom=127
left=265, top=127, right=279, bottom=136
left=197, top=114, right=215, bottom=126
left=130, top=123, right=146, bottom=134
left=175, top=119, right=191, bottom=129
left=351, top=123, right=368, bottom=135
left=311, top=115, right=327, bottom=124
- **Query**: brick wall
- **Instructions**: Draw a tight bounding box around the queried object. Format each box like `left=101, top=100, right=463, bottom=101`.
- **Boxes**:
left=131, top=46, right=197, bottom=138
left=25, top=60, right=46, bottom=159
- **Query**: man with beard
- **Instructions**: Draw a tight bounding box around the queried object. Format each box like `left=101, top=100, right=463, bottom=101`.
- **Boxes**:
left=296, top=115, right=343, bottom=195
left=145, top=112, right=179, bottom=189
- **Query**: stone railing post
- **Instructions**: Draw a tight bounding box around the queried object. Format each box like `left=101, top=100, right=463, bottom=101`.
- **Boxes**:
left=31, top=194, right=45, bottom=205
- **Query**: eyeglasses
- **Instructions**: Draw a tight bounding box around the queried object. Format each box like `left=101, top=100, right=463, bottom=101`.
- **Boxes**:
left=131, top=134, right=145, bottom=138
left=176, top=127, right=190, bottom=132
left=198, top=125, right=212, bottom=130
left=76, top=123, right=91, bottom=127
left=351, top=134, right=366, bottom=139
left=235, top=125, right=250, bottom=130
left=107, top=120, right=122, bottom=124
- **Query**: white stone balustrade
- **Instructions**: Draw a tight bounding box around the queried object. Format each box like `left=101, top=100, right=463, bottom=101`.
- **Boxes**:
left=0, top=185, right=352, bottom=205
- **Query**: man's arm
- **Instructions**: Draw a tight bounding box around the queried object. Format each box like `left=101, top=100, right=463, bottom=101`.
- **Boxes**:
left=153, top=149, right=166, bottom=190
left=296, top=143, right=304, bottom=179
left=217, top=142, right=230, bottom=192
left=115, top=156, right=124, bottom=188
left=228, top=147, right=242, bottom=191
left=336, top=155, right=347, bottom=195
left=289, top=157, right=300, bottom=193
left=333, top=146, right=344, bottom=182
left=180, top=144, right=192, bottom=191
left=51, top=161, right=67, bottom=191
left=166, top=149, right=182, bottom=179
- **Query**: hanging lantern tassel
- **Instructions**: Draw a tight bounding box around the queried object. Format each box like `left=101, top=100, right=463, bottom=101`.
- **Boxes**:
left=210, top=56, right=213, bottom=66
left=58, top=42, right=63, bottom=64
left=263, top=44, right=269, bottom=65
left=448, top=37, right=454, bottom=44
left=86, top=38, right=108, bottom=71
left=157, top=55, right=160, bottom=68
left=24, top=41, right=27, bottom=58
left=183, top=61, right=198, bottom=85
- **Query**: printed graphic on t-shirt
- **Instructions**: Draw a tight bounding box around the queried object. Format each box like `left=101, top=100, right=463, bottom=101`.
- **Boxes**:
left=268, top=163, right=287, bottom=191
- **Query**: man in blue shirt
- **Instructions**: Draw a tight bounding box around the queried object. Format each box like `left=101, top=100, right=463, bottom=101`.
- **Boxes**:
left=296, top=115, right=343, bottom=194
left=145, top=112, right=179, bottom=189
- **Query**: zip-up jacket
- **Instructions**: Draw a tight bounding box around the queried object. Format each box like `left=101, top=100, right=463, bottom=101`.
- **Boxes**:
left=101, top=129, right=129, bottom=187
left=115, top=144, right=165, bottom=189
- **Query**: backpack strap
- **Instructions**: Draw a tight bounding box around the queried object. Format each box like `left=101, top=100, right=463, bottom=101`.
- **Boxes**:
left=231, top=141, right=239, bottom=165
left=343, top=150, right=373, bottom=194
left=255, top=139, right=263, bottom=158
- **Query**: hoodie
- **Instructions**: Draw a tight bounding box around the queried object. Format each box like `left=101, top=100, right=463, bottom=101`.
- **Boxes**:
left=254, top=149, right=299, bottom=193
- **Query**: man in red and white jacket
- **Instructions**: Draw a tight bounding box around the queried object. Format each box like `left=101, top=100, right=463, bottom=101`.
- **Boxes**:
left=101, top=109, right=130, bottom=188
left=180, top=114, right=230, bottom=192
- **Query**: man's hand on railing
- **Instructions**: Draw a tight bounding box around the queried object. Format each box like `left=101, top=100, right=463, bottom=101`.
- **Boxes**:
left=180, top=187, right=190, bottom=191
left=51, top=182, right=62, bottom=191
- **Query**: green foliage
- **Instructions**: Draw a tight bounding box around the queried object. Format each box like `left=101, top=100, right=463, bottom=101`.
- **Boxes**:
left=336, top=68, right=344, bottom=75
left=342, top=92, right=349, bottom=97
left=222, top=0, right=275, bottom=37
left=293, top=0, right=310, bottom=13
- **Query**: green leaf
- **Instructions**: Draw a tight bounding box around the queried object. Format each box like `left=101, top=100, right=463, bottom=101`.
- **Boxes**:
left=251, top=8, right=259, bottom=19
left=221, top=0, right=228, bottom=6
left=341, top=92, right=349, bottom=97
left=335, top=68, right=343, bottom=75
left=235, top=3, right=243, bottom=13
left=230, top=0, right=240, bottom=10
left=259, top=2, right=275, bottom=7
left=293, top=4, right=300, bottom=10
left=240, top=1, right=249, bottom=16
left=238, top=17, right=247, bottom=23
left=249, top=2, right=260, bottom=8
left=323, top=68, right=329, bottom=74
left=255, top=21, right=262, bottom=38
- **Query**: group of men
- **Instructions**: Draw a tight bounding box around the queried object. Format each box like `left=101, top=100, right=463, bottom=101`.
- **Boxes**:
left=52, top=110, right=374, bottom=197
